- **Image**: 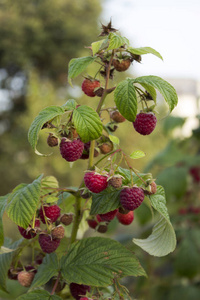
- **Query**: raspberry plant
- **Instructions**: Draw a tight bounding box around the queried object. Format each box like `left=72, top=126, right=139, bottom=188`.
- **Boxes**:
left=0, top=22, right=178, bottom=299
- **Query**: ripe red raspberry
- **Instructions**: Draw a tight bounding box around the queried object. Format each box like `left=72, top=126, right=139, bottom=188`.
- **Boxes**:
left=51, top=225, right=65, bottom=239
left=87, top=215, right=103, bottom=229
left=189, top=166, right=200, bottom=183
left=81, top=78, right=100, bottom=97
left=69, top=283, right=91, bottom=300
left=60, top=138, right=84, bottom=162
left=84, top=172, right=108, bottom=193
left=120, top=187, right=144, bottom=211
left=39, top=205, right=61, bottom=224
left=113, top=58, right=131, bottom=72
left=117, top=211, right=134, bottom=225
left=38, top=234, right=60, bottom=253
left=110, top=110, right=126, bottom=123
left=133, top=112, right=157, bottom=135
left=17, top=271, right=35, bottom=287
left=98, top=209, right=118, bottom=222
left=18, top=219, right=40, bottom=239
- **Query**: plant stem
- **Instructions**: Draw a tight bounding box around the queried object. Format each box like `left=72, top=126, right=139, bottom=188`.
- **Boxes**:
left=51, top=272, right=61, bottom=295
left=70, top=196, right=82, bottom=244
left=88, top=140, right=95, bottom=169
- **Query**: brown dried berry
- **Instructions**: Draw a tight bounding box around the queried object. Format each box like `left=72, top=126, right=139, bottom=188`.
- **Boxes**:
left=60, top=213, right=74, bottom=226
left=113, top=59, right=131, bottom=72
left=99, top=142, right=113, bottom=154
left=144, top=182, right=157, bottom=195
left=97, top=224, right=108, bottom=233
left=47, top=134, right=58, bottom=147
left=108, top=177, right=122, bottom=188
left=51, top=225, right=65, bottom=239
left=110, top=111, right=126, bottom=123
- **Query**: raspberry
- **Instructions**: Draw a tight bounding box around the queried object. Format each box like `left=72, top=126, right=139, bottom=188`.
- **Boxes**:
left=108, top=176, right=122, bottom=188
left=81, top=78, right=100, bottom=97
left=117, top=211, right=134, bottom=225
left=99, top=142, right=113, bottom=154
left=189, top=166, right=200, bottom=183
left=39, top=205, right=61, bottom=224
left=110, top=111, right=126, bottom=123
left=51, top=225, right=65, bottom=239
left=87, top=218, right=98, bottom=229
left=97, top=224, right=108, bottom=233
left=60, top=213, right=74, bottom=226
left=38, top=234, right=60, bottom=253
left=113, top=58, right=131, bottom=72
left=17, top=271, right=35, bottom=287
left=47, top=133, right=58, bottom=147
left=84, top=172, right=108, bottom=193
left=144, top=182, right=157, bottom=195
left=18, top=219, right=40, bottom=239
left=70, top=283, right=91, bottom=300
left=98, top=209, right=118, bottom=222
left=60, top=138, right=84, bottom=162
left=133, top=112, right=157, bottom=135
left=80, top=142, right=99, bottom=160
left=35, top=253, right=45, bottom=265
left=120, top=187, right=144, bottom=211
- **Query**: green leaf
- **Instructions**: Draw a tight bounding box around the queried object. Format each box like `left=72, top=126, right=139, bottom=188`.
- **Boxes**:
left=30, top=253, right=59, bottom=289
left=73, top=105, right=103, bottom=142
left=117, top=167, right=153, bottom=187
left=62, top=99, right=78, bottom=111
left=114, top=78, right=137, bottom=122
left=6, top=175, right=43, bottom=228
left=41, top=176, right=59, bottom=197
left=91, top=39, right=107, bottom=55
left=108, top=33, right=129, bottom=50
left=28, top=106, right=65, bottom=155
left=137, top=83, right=157, bottom=102
left=0, top=195, right=8, bottom=247
left=0, top=239, right=22, bottom=292
left=61, top=237, right=146, bottom=287
left=108, top=134, right=119, bottom=145
left=17, top=290, right=62, bottom=300
left=91, top=186, right=121, bottom=215
left=133, top=76, right=178, bottom=112
left=133, top=186, right=176, bottom=256
left=128, top=47, right=163, bottom=60
left=130, top=150, right=145, bottom=160
left=68, top=56, right=96, bottom=84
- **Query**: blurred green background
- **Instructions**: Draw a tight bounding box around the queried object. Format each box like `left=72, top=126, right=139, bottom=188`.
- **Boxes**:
left=0, top=0, right=200, bottom=299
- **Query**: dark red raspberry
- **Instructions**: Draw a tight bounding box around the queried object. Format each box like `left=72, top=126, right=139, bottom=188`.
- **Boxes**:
left=81, top=78, right=100, bottom=97
left=80, top=142, right=99, bottom=160
left=84, top=172, right=108, bottom=193
left=133, top=112, right=157, bottom=135
left=70, top=283, right=91, bottom=300
left=18, top=219, right=40, bottom=239
left=98, top=209, right=118, bottom=222
left=17, top=271, right=35, bottom=287
left=38, top=234, right=60, bottom=253
left=189, top=166, right=200, bottom=183
left=60, top=138, right=84, bottom=162
left=110, top=110, right=126, bottom=123
left=120, top=187, right=144, bottom=211
left=87, top=215, right=103, bottom=229
left=117, top=211, right=134, bottom=225
left=39, top=205, right=61, bottom=224
left=113, top=58, right=131, bottom=72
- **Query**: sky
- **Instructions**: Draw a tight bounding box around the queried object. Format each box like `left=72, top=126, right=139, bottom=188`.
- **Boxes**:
left=102, top=0, right=200, bottom=80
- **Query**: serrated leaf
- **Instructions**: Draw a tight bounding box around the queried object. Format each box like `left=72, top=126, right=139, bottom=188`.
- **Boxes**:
left=130, top=150, right=145, bottom=160
left=62, top=99, right=78, bottom=111
left=41, top=176, right=59, bottom=197
left=128, top=47, right=163, bottom=60
left=68, top=56, right=96, bottom=84
left=28, top=106, right=65, bottom=155
left=61, top=237, right=146, bottom=287
left=30, top=253, right=59, bottom=289
left=91, top=186, right=121, bottom=215
left=0, top=195, right=8, bottom=247
left=133, top=76, right=178, bottom=112
left=73, top=105, right=103, bottom=142
left=133, top=186, right=176, bottom=256
left=17, top=290, right=62, bottom=300
left=117, top=167, right=153, bottom=187
left=91, top=39, right=107, bottom=55
left=0, top=239, right=22, bottom=292
left=109, top=134, right=119, bottom=145
left=114, top=79, right=137, bottom=122
left=108, top=33, right=129, bottom=50
left=6, top=175, right=43, bottom=228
